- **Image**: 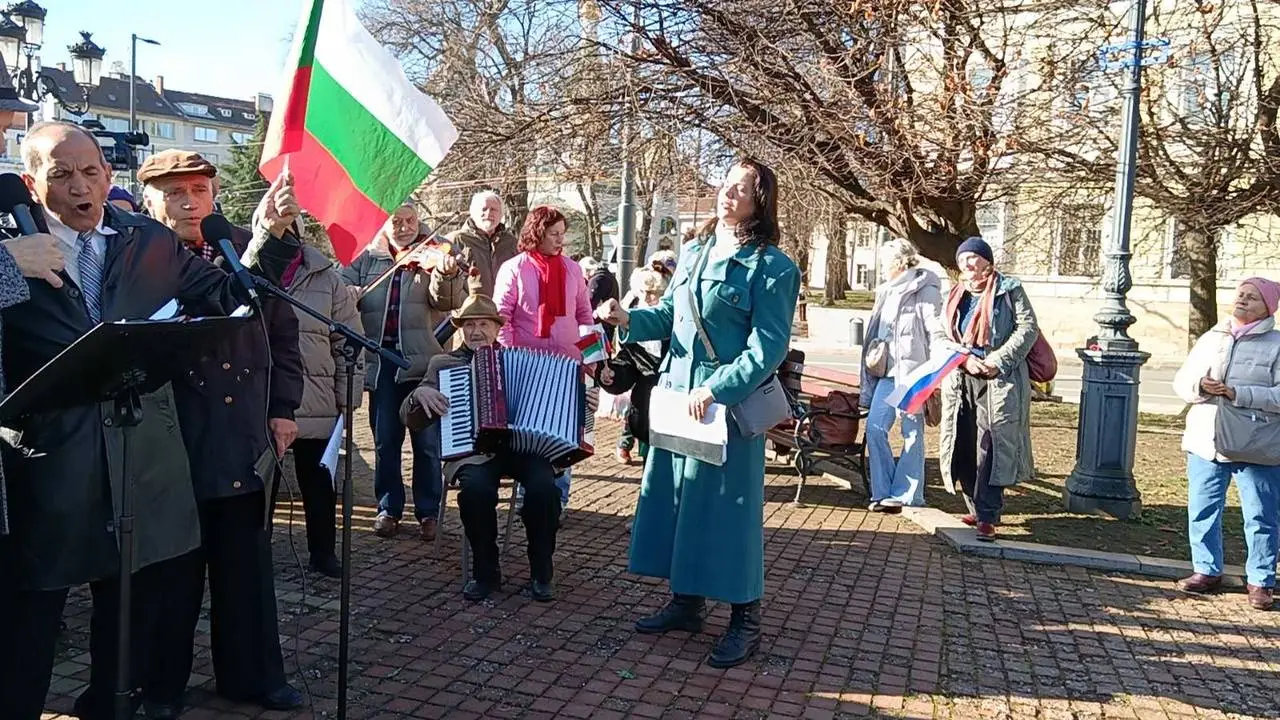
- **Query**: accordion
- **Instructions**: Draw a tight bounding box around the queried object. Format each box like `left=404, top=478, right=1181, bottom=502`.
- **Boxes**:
left=439, top=346, right=596, bottom=468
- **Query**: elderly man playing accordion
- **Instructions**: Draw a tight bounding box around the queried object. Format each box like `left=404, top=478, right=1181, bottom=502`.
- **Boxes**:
left=401, top=294, right=561, bottom=602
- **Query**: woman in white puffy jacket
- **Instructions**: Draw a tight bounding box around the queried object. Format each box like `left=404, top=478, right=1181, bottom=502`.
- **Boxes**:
left=1171, top=277, right=1280, bottom=611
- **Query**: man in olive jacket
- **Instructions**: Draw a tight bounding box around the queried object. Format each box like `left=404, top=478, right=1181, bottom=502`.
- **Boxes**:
left=0, top=123, right=300, bottom=720
left=449, top=190, right=517, bottom=298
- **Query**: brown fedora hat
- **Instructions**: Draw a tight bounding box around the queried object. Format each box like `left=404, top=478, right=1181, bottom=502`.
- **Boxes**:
left=451, top=294, right=503, bottom=327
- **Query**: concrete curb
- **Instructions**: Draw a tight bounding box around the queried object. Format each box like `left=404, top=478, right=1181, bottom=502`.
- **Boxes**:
left=899, top=507, right=1247, bottom=584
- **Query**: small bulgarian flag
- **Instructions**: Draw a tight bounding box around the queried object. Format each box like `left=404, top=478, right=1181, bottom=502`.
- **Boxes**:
left=259, top=0, right=459, bottom=264
left=575, top=325, right=611, bottom=364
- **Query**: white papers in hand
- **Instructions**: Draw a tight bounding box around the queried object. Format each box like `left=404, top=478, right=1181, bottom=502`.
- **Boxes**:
left=231, top=304, right=253, bottom=318
left=148, top=299, right=180, bottom=320
left=648, top=386, right=729, bottom=465
left=321, top=415, right=344, bottom=490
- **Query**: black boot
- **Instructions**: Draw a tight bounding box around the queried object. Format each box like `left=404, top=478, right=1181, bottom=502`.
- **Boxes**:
left=635, top=594, right=705, bottom=634
left=707, top=601, right=761, bottom=668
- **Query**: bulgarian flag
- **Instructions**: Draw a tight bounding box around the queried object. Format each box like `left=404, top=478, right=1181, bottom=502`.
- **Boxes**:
left=575, top=324, right=611, bottom=365
left=259, top=0, right=458, bottom=264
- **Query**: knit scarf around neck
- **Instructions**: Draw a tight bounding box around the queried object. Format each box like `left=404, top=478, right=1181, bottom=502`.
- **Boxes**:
left=945, top=273, right=999, bottom=349
left=528, top=250, right=565, bottom=338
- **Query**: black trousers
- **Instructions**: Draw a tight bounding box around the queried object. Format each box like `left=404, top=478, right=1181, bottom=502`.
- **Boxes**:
left=951, top=373, right=1005, bottom=524
left=270, top=438, right=337, bottom=562
left=144, top=491, right=287, bottom=703
left=456, top=453, right=560, bottom=583
left=0, top=555, right=182, bottom=720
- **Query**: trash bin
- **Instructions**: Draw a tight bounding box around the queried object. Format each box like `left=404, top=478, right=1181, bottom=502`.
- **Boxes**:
left=849, top=317, right=865, bottom=348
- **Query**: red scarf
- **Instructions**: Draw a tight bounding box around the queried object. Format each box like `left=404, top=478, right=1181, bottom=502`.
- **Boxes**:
left=528, top=250, right=565, bottom=338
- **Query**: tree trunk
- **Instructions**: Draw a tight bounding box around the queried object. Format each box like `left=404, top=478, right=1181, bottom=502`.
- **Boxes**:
left=822, top=216, right=849, bottom=305
left=503, top=169, right=530, bottom=233
left=634, top=193, right=654, bottom=269
left=576, top=182, right=603, bottom=259
left=1183, top=225, right=1219, bottom=346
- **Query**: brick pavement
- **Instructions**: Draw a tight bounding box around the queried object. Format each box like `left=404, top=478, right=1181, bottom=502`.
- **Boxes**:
left=40, top=411, right=1280, bottom=719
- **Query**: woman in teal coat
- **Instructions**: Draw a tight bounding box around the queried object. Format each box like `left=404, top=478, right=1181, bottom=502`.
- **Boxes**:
left=598, top=158, right=800, bottom=668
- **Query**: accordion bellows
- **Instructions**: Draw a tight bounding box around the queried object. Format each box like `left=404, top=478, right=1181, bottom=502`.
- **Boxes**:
left=439, top=346, right=596, bottom=469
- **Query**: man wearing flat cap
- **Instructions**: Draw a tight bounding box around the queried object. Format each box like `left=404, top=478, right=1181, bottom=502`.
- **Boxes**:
left=0, top=122, right=301, bottom=720
left=133, top=149, right=306, bottom=716
left=400, top=294, right=563, bottom=603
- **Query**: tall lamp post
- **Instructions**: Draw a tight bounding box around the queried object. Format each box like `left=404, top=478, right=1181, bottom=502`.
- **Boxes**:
left=615, top=3, right=641, bottom=285
left=1064, top=0, right=1159, bottom=519
left=129, top=33, right=158, bottom=192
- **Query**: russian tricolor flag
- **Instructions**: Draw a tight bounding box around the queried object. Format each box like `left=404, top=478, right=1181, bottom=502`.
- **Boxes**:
left=883, top=348, right=969, bottom=414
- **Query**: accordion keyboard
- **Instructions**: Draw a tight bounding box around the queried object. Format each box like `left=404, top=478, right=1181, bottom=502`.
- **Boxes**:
left=439, top=364, right=475, bottom=459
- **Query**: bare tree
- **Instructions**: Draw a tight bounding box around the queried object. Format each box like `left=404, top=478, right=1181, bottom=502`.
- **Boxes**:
left=362, top=0, right=589, bottom=231
left=589, top=0, right=1093, bottom=267
left=1031, top=0, right=1280, bottom=342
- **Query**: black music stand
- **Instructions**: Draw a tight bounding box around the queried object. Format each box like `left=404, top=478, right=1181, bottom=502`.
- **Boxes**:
left=0, top=314, right=252, bottom=720
left=250, top=276, right=407, bottom=720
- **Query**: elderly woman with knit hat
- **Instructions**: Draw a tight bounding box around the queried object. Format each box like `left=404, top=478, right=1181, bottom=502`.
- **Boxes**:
left=1172, top=277, right=1280, bottom=611
left=936, top=236, right=1039, bottom=542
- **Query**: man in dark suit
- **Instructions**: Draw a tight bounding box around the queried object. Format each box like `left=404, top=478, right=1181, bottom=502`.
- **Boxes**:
left=135, top=150, right=305, bottom=717
left=0, top=122, right=300, bottom=720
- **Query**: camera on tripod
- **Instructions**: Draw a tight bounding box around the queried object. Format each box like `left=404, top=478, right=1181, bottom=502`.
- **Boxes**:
left=79, top=119, right=150, bottom=172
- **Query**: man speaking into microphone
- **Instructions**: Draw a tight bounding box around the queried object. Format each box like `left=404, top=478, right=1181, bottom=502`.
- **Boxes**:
left=0, top=122, right=302, bottom=720
left=135, top=149, right=305, bottom=715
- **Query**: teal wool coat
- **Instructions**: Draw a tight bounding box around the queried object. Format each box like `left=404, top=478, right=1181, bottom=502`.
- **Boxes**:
left=624, top=238, right=800, bottom=604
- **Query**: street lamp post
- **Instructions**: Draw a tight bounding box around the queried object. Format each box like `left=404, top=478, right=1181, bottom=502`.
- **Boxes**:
left=615, top=3, right=641, bottom=286
left=1064, top=0, right=1155, bottom=519
left=129, top=33, right=159, bottom=192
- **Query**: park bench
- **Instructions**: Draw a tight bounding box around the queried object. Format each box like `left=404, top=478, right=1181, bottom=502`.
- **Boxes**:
left=768, top=349, right=869, bottom=506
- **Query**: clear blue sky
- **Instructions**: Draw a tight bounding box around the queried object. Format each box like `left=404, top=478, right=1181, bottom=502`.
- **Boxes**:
left=40, top=0, right=307, bottom=100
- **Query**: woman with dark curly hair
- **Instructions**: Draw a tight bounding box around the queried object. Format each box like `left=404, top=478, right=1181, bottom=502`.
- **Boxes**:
left=493, top=206, right=596, bottom=514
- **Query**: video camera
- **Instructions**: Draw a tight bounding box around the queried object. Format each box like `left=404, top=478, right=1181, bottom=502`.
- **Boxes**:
left=79, top=119, right=150, bottom=172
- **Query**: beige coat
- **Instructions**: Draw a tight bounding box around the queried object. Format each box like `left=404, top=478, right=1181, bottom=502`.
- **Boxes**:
left=1173, top=316, right=1280, bottom=462
left=287, top=246, right=365, bottom=439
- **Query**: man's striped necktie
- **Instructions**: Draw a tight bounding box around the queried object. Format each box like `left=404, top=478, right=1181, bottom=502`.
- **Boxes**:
left=76, top=230, right=103, bottom=324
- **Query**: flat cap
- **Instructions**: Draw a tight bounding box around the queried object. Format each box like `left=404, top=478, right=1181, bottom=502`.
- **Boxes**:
left=137, top=149, right=218, bottom=184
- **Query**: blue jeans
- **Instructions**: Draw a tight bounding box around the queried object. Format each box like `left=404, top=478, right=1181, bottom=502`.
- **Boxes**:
left=369, top=360, right=441, bottom=521
left=1186, top=453, right=1280, bottom=588
left=866, top=379, right=925, bottom=506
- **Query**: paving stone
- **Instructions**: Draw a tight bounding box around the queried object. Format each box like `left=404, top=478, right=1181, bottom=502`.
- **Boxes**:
left=36, top=412, right=1280, bottom=719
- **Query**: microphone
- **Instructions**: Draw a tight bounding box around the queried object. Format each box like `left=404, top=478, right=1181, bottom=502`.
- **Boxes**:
left=0, top=172, right=49, bottom=234
left=200, top=213, right=261, bottom=310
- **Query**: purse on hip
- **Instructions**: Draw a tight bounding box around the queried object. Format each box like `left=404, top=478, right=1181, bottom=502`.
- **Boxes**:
left=863, top=338, right=889, bottom=378
left=1215, top=398, right=1280, bottom=466
left=684, top=246, right=792, bottom=439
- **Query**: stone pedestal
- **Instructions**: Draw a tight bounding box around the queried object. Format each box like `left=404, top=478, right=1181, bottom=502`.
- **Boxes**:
left=1064, top=348, right=1150, bottom=519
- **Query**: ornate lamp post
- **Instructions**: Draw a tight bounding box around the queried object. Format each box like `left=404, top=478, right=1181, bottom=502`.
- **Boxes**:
left=1064, top=0, right=1159, bottom=519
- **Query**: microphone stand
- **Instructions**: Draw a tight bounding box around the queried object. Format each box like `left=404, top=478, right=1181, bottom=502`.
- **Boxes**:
left=250, top=276, right=407, bottom=720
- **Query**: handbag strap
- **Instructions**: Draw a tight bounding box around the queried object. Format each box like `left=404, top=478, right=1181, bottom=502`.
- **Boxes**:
left=684, top=242, right=722, bottom=367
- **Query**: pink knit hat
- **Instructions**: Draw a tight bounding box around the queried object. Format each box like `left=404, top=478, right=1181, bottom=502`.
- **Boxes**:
left=1241, top=277, right=1280, bottom=315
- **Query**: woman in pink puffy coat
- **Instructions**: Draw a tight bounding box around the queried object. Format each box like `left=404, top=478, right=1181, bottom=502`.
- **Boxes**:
left=493, top=206, right=596, bottom=514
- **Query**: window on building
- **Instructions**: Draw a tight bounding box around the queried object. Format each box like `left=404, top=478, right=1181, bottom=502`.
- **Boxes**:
left=853, top=223, right=874, bottom=248
left=230, top=131, right=252, bottom=144
left=150, top=121, right=174, bottom=139
left=99, top=116, right=130, bottom=132
left=219, top=108, right=233, bottom=118
left=1053, top=204, right=1103, bottom=276
left=203, top=152, right=220, bottom=164
left=194, top=126, right=218, bottom=143
left=241, top=112, right=255, bottom=121
left=855, top=264, right=870, bottom=288
left=177, top=102, right=210, bottom=117
left=1181, top=52, right=1237, bottom=125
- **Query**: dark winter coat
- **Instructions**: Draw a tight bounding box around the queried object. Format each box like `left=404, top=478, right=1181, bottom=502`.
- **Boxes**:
left=0, top=204, right=298, bottom=591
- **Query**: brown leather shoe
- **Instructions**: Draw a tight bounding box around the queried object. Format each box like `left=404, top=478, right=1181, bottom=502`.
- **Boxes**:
left=372, top=512, right=398, bottom=538
left=419, top=517, right=438, bottom=542
left=1176, top=573, right=1223, bottom=594
left=1247, top=584, right=1274, bottom=610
